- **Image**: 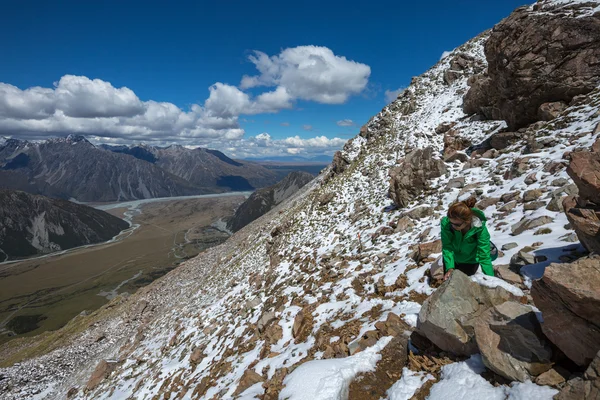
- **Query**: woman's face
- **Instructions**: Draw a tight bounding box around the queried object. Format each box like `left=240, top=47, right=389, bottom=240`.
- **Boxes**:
left=450, top=218, right=468, bottom=231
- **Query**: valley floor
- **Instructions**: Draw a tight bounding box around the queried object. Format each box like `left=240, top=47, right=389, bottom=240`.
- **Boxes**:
left=0, top=194, right=245, bottom=348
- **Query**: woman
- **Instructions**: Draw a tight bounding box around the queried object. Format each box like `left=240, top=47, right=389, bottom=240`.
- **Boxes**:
left=441, top=197, right=495, bottom=280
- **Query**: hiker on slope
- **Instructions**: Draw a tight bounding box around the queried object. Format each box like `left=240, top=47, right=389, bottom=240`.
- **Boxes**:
left=439, top=197, right=497, bottom=281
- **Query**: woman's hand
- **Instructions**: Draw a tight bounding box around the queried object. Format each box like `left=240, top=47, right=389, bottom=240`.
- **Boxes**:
left=443, top=269, right=453, bottom=281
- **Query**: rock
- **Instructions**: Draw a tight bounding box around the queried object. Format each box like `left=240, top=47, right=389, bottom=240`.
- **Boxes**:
left=388, top=147, right=447, bottom=208
left=552, top=178, right=569, bottom=187
left=66, top=387, right=78, bottom=398
left=417, top=270, right=521, bottom=356
left=86, top=360, right=117, bottom=391
left=463, top=2, right=600, bottom=129
left=233, top=369, right=265, bottom=396
left=495, top=265, right=522, bottom=284
left=394, top=216, right=415, bottom=233
left=245, top=297, right=261, bottom=310
left=435, top=122, right=457, bottom=134
left=264, top=323, right=283, bottom=345
left=535, top=368, right=567, bottom=388
left=490, top=131, right=522, bottom=150
left=501, top=242, right=518, bottom=251
left=257, top=311, right=277, bottom=333
left=349, top=330, right=380, bottom=355
left=292, top=310, right=306, bottom=339
left=511, top=216, right=554, bottom=236
left=318, top=192, right=335, bottom=206
left=524, top=201, right=546, bottom=211
left=501, top=191, right=521, bottom=204
left=402, top=206, right=433, bottom=220
left=567, top=150, right=600, bottom=205
left=444, top=150, right=469, bottom=163
left=510, top=250, right=536, bottom=268
left=523, top=173, right=537, bottom=186
left=531, top=257, right=600, bottom=366
left=376, top=312, right=411, bottom=337
left=497, top=200, right=517, bottom=213
left=563, top=196, right=600, bottom=254
left=476, top=197, right=501, bottom=210
left=555, top=351, right=600, bottom=400
left=190, top=347, right=205, bottom=365
left=446, top=177, right=466, bottom=189
left=538, top=101, right=568, bottom=121
left=474, top=302, right=552, bottom=382
left=414, top=240, right=442, bottom=263
left=332, top=151, right=350, bottom=175
left=523, top=189, right=543, bottom=202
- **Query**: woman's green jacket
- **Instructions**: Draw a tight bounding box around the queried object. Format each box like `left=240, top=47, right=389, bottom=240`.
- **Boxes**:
left=440, top=208, right=494, bottom=276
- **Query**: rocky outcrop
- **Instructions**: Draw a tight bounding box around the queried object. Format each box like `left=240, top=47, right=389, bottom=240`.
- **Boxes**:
left=563, top=196, right=600, bottom=253
left=0, top=189, right=129, bottom=261
left=463, top=1, right=600, bottom=129
left=226, top=171, right=314, bottom=232
left=531, top=257, right=600, bottom=367
left=388, top=147, right=447, bottom=208
left=331, top=151, right=350, bottom=175
left=564, top=139, right=600, bottom=253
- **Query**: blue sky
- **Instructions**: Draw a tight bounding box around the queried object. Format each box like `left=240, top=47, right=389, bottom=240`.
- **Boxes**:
left=0, top=0, right=527, bottom=158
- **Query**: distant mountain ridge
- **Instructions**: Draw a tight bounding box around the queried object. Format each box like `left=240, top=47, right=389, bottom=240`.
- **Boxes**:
left=226, top=171, right=314, bottom=232
left=0, top=136, right=279, bottom=202
left=0, top=189, right=129, bottom=261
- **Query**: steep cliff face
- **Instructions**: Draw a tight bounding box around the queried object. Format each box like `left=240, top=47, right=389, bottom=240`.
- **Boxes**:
left=0, top=190, right=129, bottom=261
left=226, top=171, right=314, bottom=232
left=1, top=1, right=600, bottom=399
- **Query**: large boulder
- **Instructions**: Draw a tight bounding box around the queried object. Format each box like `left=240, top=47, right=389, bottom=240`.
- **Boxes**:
left=563, top=196, right=600, bottom=254
left=531, top=257, right=600, bottom=366
left=555, top=351, right=600, bottom=400
left=463, top=1, right=600, bottom=129
left=417, top=270, right=522, bottom=356
left=388, top=147, right=447, bottom=208
left=566, top=150, right=600, bottom=205
left=473, top=302, right=553, bottom=382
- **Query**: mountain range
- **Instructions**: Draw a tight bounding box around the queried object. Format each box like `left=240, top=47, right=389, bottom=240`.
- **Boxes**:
left=0, top=136, right=279, bottom=202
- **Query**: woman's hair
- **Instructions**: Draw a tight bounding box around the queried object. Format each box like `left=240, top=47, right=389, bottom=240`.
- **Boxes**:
left=448, top=197, right=476, bottom=222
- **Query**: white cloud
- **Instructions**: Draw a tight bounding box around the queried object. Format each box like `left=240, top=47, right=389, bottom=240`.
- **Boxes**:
left=240, top=45, right=371, bottom=104
left=336, top=119, right=354, bottom=127
left=207, top=133, right=347, bottom=159
left=0, top=83, right=56, bottom=120
left=55, top=75, right=145, bottom=118
left=302, top=124, right=313, bottom=131
left=384, top=87, right=405, bottom=103
left=280, top=122, right=290, bottom=127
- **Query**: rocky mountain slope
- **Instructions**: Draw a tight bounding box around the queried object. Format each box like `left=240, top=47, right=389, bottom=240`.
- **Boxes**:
left=0, top=189, right=129, bottom=261
left=226, top=171, right=315, bottom=232
left=1, top=1, right=600, bottom=399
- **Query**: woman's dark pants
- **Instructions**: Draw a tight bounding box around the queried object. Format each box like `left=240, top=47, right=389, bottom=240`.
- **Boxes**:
left=443, top=261, right=479, bottom=276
